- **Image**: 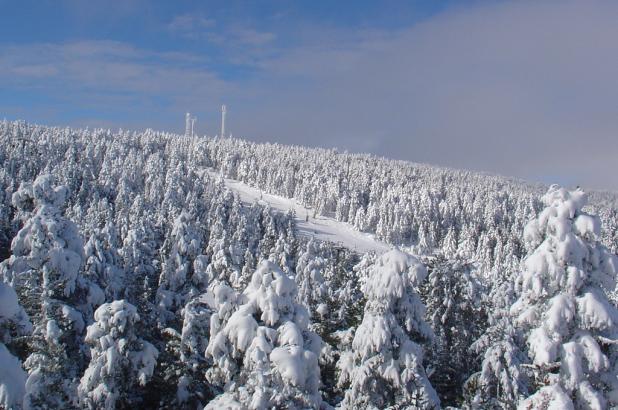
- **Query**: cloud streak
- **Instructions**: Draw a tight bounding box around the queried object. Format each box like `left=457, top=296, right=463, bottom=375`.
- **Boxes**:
left=167, top=14, right=216, bottom=39
left=0, top=40, right=231, bottom=129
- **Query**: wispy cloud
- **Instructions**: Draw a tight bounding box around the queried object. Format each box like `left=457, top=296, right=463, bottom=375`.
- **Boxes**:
left=0, top=40, right=233, bottom=130
left=167, top=14, right=216, bottom=39
left=167, top=13, right=276, bottom=52
left=229, top=27, right=276, bottom=46
left=0, top=40, right=221, bottom=93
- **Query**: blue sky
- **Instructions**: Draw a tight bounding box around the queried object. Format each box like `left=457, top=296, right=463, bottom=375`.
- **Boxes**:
left=1, top=0, right=618, bottom=190
left=0, top=0, right=451, bottom=125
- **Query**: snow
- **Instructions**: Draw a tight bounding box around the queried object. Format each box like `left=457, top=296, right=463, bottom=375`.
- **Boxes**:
left=0, top=283, right=29, bottom=409
left=546, top=294, right=574, bottom=335
left=225, top=309, right=258, bottom=352
left=270, top=345, right=317, bottom=388
left=338, top=249, right=438, bottom=408
left=31, top=174, right=68, bottom=208
left=204, top=168, right=390, bottom=254
left=513, top=185, right=618, bottom=408
left=363, top=249, right=428, bottom=309
left=205, top=394, right=244, bottom=410
left=518, top=384, right=575, bottom=410
left=576, top=290, right=617, bottom=331
left=0, top=282, right=22, bottom=319
left=278, top=321, right=303, bottom=347
left=574, top=333, right=607, bottom=373
left=79, top=300, right=159, bottom=409
left=576, top=381, right=606, bottom=410
left=205, top=260, right=322, bottom=408
left=246, top=261, right=297, bottom=327
left=45, top=320, right=61, bottom=343
left=4, top=123, right=618, bottom=408
left=574, top=214, right=601, bottom=239
left=0, top=343, right=27, bottom=409
left=527, top=327, right=557, bottom=365
left=62, top=305, right=85, bottom=333
left=132, top=342, right=158, bottom=386
left=352, top=313, right=392, bottom=359
left=48, top=248, right=82, bottom=297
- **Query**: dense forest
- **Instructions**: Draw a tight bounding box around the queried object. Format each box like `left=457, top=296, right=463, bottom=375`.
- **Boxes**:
left=0, top=120, right=616, bottom=409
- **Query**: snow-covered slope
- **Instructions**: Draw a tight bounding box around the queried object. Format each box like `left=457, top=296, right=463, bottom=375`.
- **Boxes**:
left=205, top=168, right=390, bottom=254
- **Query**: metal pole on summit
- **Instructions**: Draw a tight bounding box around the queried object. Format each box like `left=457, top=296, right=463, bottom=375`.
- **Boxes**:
left=221, top=105, right=226, bottom=138
left=185, top=112, right=191, bottom=137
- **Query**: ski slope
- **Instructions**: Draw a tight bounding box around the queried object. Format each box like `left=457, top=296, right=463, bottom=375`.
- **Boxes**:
left=204, top=169, right=390, bottom=254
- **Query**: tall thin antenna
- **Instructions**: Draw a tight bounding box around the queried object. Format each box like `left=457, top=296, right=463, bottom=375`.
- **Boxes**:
left=185, top=113, right=191, bottom=137
left=221, top=105, right=226, bottom=138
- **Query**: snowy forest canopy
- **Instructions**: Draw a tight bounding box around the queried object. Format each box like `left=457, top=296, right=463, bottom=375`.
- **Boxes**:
left=0, top=120, right=616, bottom=409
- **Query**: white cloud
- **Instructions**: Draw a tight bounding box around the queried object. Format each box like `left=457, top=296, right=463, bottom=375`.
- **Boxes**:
left=0, top=40, right=224, bottom=95
left=167, top=13, right=275, bottom=48
left=229, top=27, right=276, bottom=46
left=168, top=14, right=216, bottom=38
left=0, top=40, right=233, bottom=132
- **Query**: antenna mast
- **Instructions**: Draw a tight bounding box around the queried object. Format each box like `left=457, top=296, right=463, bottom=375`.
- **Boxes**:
left=185, top=113, right=191, bottom=137
left=221, top=105, right=226, bottom=138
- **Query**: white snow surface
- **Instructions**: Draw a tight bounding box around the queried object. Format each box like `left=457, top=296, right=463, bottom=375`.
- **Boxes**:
left=0, top=283, right=29, bottom=409
left=205, top=169, right=390, bottom=254
left=0, top=343, right=27, bottom=409
left=0, top=282, right=22, bottom=319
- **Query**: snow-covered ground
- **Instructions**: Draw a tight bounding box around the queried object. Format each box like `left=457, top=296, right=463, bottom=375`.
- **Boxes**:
left=205, top=169, right=390, bottom=254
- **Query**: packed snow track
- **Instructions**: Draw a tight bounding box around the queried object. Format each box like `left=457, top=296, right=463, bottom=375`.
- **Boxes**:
left=205, top=168, right=390, bottom=254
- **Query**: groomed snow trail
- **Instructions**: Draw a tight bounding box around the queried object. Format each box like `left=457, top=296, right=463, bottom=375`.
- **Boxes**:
left=204, top=169, right=390, bottom=254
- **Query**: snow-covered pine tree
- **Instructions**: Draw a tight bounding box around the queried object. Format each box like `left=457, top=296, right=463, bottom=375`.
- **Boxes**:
left=295, top=238, right=328, bottom=323
left=465, top=275, right=528, bottom=409
left=120, top=220, right=158, bottom=333
left=337, top=249, right=439, bottom=409
left=306, top=242, right=362, bottom=406
left=157, top=210, right=202, bottom=325
left=511, top=185, right=618, bottom=408
left=83, top=221, right=125, bottom=301
left=205, top=260, right=322, bottom=409
left=257, top=207, right=278, bottom=260
left=269, top=232, right=293, bottom=274
left=0, top=281, right=32, bottom=409
left=284, top=209, right=299, bottom=258
left=239, top=248, right=256, bottom=288
left=0, top=175, right=104, bottom=409
left=78, top=300, right=158, bottom=409
left=165, top=254, right=215, bottom=408
left=175, top=296, right=213, bottom=407
left=230, top=214, right=250, bottom=268
left=205, top=231, right=239, bottom=287
left=421, top=253, right=485, bottom=407
left=154, top=210, right=208, bottom=408
left=204, top=280, right=241, bottom=388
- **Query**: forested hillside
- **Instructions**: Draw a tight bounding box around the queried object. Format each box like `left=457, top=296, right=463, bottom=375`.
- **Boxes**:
left=0, top=120, right=616, bottom=409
